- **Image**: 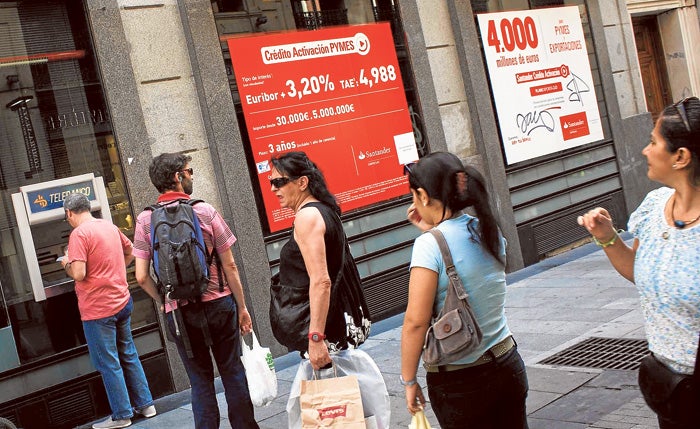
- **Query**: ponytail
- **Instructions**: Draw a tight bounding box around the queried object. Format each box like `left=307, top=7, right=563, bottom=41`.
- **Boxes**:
left=407, top=152, right=503, bottom=265
left=460, top=166, right=503, bottom=265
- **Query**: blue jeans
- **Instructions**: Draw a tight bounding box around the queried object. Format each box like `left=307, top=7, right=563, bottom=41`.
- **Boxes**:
left=166, top=296, right=258, bottom=429
left=83, top=296, right=153, bottom=420
left=426, top=347, right=529, bottom=429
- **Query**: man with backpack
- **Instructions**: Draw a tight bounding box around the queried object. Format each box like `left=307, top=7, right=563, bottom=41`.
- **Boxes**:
left=133, top=153, right=259, bottom=429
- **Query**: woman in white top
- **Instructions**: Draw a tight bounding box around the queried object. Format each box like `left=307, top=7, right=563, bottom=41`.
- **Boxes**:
left=578, top=96, right=700, bottom=429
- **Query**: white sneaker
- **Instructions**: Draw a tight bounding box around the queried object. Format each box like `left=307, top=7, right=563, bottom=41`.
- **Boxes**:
left=92, top=416, right=131, bottom=429
left=136, top=405, right=157, bottom=418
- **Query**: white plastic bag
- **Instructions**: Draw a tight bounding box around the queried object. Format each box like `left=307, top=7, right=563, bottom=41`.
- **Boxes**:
left=241, top=331, right=277, bottom=407
left=287, top=348, right=390, bottom=429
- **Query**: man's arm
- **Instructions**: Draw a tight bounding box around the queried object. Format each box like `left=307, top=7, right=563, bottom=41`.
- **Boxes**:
left=135, top=258, right=161, bottom=304
left=131, top=212, right=162, bottom=305
left=218, top=249, right=253, bottom=335
left=119, top=230, right=135, bottom=267
left=63, top=232, right=87, bottom=281
left=124, top=245, right=135, bottom=267
left=63, top=259, right=86, bottom=281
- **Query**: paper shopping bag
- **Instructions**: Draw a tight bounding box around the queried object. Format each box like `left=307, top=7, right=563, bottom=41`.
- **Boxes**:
left=300, top=374, right=365, bottom=428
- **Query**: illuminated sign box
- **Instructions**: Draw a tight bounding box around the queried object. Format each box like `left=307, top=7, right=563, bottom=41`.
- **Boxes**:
left=228, top=23, right=418, bottom=232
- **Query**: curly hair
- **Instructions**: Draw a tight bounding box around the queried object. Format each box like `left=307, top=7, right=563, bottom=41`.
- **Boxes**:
left=149, top=152, right=191, bottom=193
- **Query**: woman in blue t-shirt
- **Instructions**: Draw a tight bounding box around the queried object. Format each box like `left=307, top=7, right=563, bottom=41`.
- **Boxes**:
left=400, top=152, right=529, bottom=429
left=578, top=97, right=700, bottom=429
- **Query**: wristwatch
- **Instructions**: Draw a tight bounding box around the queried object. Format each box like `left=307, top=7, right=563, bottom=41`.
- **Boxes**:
left=308, top=332, right=326, bottom=342
left=399, top=375, right=418, bottom=386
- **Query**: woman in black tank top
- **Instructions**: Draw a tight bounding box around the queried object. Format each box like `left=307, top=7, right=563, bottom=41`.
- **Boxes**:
left=269, top=152, right=348, bottom=370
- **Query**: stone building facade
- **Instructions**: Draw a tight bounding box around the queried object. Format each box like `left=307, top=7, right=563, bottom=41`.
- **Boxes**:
left=0, top=0, right=678, bottom=426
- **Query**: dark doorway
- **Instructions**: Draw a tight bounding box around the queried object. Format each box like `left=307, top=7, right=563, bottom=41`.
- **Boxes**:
left=633, top=16, right=672, bottom=121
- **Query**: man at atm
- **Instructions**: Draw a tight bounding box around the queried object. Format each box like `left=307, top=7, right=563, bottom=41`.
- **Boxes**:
left=61, top=192, right=156, bottom=429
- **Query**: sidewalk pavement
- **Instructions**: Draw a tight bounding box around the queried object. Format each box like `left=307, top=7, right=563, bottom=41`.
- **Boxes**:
left=82, top=237, right=660, bottom=429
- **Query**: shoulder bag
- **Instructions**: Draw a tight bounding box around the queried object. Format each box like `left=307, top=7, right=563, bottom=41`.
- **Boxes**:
left=269, top=230, right=371, bottom=352
left=422, top=228, right=483, bottom=366
left=638, top=333, right=700, bottom=421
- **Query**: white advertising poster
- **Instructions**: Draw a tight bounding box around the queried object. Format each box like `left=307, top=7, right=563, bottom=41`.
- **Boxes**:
left=477, top=6, right=603, bottom=165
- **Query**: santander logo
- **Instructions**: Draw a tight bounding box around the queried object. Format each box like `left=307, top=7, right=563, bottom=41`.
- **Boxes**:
left=318, top=405, right=347, bottom=420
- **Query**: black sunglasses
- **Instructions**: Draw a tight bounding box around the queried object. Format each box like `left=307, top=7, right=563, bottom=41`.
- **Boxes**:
left=403, top=162, right=423, bottom=189
left=403, top=162, right=417, bottom=176
left=269, top=176, right=296, bottom=188
left=181, top=167, right=194, bottom=176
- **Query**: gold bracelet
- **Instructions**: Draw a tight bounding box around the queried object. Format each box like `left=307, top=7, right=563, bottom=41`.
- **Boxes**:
left=591, top=230, right=623, bottom=248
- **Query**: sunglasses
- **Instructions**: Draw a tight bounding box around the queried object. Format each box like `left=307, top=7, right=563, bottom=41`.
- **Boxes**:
left=403, top=162, right=424, bottom=189
left=181, top=167, right=194, bottom=176
left=403, top=162, right=417, bottom=176
left=269, top=176, right=296, bottom=188
left=674, top=98, right=692, bottom=133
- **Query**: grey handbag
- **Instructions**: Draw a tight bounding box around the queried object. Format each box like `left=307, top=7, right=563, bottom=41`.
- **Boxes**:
left=422, top=228, right=483, bottom=366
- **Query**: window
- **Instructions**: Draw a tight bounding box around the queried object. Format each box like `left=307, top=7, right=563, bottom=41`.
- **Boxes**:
left=0, top=0, right=152, bottom=369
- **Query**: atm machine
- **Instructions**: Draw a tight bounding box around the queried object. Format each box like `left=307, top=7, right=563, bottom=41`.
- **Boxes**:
left=11, top=173, right=111, bottom=302
left=1, top=174, right=171, bottom=428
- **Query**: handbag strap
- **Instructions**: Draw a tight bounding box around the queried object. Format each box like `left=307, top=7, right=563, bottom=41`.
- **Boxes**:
left=294, top=207, right=346, bottom=287
left=695, top=332, right=699, bottom=382
left=428, top=229, right=471, bottom=313
left=332, top=213, right=348, bottom=288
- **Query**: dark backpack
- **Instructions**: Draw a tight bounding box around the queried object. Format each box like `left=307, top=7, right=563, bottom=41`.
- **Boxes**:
left=146, top=199, right=221, bottom=300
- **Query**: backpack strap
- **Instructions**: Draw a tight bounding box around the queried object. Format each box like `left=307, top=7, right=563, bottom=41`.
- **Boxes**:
left=207, top=250, right=225, bottom=293
left=187, top=199, right=225, bottom=293
left=185, top=199, right=204, bottom=206
left=174, top=308, right=195, bottom=359
left=144, top=198, right=193, bottom=212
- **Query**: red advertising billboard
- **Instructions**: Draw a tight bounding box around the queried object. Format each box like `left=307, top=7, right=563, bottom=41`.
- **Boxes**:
left=228, top=23, right=418, bottom=232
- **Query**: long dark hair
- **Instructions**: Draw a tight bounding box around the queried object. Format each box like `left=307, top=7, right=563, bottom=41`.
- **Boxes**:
left=659, top=96, right=700, bottom=185
left=270, top=151, right=341, bottom=215
left=407, top=152, right=503, bottom=264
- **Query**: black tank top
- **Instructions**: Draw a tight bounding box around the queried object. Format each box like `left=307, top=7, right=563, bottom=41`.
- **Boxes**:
left=278, top=202, right=344, bottom=289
